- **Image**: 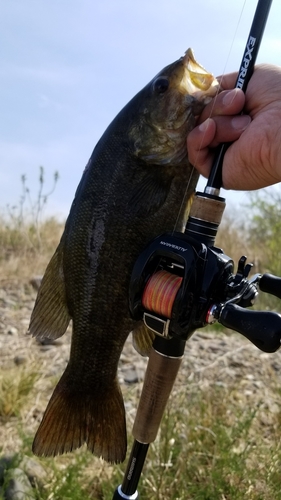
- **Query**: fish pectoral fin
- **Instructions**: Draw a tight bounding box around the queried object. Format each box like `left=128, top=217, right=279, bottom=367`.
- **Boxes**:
left=28, top=243, right=71, bottom=340
left=127, top=171, right=171, bottom=217
left=132, top=323, right=155, bottom=357
left=32, top=368, right=127, bottom=464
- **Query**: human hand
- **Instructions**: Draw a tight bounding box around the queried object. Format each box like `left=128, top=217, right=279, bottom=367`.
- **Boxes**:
left=187, top=64, right=281, bottom=190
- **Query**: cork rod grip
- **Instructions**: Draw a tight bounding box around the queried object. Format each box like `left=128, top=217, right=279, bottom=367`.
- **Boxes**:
left=132, top=348, right=183, bottom=444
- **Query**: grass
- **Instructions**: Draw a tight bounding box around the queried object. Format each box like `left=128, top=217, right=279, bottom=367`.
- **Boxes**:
left=0, top=167, right=62, bottom=279
left=126, top=383, right=281, bottom=500
left=2, top=367, right=281, bottom=499
left=0, top=216, right=63, bottom=280
left=0, top=365, right=39, bottom=418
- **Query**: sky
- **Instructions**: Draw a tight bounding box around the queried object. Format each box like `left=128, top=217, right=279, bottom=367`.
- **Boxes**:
left=1, top=0, right=281, bottom=220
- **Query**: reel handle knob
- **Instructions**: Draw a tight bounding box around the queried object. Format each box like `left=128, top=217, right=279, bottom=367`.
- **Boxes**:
left=219, top=303, right=281, bottom=353
left=259, top=273, right=281, bottom=299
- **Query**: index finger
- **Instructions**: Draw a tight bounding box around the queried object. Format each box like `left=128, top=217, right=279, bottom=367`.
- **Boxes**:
left=196, top=87, right=245, bottom=125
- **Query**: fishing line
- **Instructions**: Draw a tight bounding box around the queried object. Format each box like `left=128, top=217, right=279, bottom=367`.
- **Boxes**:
left=214, top=0, right=248, bottom=89
left=142, top=270, right=182, bottom=318
left=172, top=0, right=248, bottom=234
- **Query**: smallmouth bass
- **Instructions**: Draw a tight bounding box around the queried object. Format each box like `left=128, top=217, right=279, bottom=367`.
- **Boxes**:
left=28, top=49, right=218, bottom=463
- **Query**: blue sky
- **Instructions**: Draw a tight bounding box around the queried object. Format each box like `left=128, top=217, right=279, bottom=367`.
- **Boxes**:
left=1, top=0, right=280, bottom=220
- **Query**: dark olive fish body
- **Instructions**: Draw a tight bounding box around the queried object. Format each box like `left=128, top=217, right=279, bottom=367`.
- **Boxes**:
left=29, top=50, right=217, bottom=463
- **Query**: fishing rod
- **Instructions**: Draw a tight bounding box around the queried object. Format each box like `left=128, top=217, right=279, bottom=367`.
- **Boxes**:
left=112, top=1, right=276, bottom=498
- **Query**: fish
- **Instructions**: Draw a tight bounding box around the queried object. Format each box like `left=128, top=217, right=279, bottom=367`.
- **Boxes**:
left=28, top=48, right=218, bottom=464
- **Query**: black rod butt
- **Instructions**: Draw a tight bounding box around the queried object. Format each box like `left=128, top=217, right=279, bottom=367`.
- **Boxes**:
left=112, top=485, right=138, bottom=499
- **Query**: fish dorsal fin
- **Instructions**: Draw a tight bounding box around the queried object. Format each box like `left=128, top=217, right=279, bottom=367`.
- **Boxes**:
left=28, top=242, right=71, bottom=340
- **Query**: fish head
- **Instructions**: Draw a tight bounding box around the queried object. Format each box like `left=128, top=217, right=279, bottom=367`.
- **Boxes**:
left=129, top=48, right=218, bottom=166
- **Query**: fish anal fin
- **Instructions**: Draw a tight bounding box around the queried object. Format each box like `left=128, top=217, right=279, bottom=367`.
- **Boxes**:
left=32, top=368, right=127, bottom=464
left=28, top=243, right=70, bottom=340
left=132, top=323, right=155, bottom=357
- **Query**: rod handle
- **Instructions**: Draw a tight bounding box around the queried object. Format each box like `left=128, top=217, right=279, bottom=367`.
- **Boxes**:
left=132, top=347, right=183, bottom=443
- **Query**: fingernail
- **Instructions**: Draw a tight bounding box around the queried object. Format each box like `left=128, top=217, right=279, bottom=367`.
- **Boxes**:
left=222, top=88, right=240, bottom=106
left=231, top=115, right=251, bottom=130
left=198, top=118, right=211, bottom=132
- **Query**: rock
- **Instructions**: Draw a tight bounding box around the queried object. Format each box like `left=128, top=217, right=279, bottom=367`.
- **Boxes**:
left=6, top=326, right=18, bottom=336
left=0, top=455, right=46, bottom=498
left=123, top=367, right=145, bottom=384
left=124, top=368, right=139, bottom=384
left=4, top=467, right=35, bottom=500
left=0, top=455, right=14, bottom=483
left=19, top=456, right=47, bottom=488
left=14, top=356, right=26, bottom=366
left=37, top=338, right=62, bottom=347
left=29, top=276, right=43, bottom=291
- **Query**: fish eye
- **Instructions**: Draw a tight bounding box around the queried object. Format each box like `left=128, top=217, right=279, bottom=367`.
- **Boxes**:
left=153, top=77, right=169, bottom=94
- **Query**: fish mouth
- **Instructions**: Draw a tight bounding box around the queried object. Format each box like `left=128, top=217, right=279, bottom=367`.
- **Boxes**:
left=178, top=48, right=219, bottom=102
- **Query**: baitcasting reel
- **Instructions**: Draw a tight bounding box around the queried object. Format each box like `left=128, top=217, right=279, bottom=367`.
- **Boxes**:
left=129, top=192, right=281, bottom=354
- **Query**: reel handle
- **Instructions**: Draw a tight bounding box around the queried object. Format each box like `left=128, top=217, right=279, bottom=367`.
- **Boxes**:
left=219, top=303, right=281, bottom=353
left=259, top=273, right=281, bottom=300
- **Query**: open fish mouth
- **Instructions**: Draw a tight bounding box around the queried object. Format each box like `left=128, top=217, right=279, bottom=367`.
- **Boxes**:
left=178, top=48, right=219, bottom=101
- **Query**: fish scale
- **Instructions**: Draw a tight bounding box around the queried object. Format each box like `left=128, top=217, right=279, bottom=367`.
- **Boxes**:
left=28, top=48, right=218, bottom=463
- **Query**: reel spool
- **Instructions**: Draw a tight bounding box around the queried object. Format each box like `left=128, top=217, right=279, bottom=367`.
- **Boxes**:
left=142, top=270, right=182, bottom=319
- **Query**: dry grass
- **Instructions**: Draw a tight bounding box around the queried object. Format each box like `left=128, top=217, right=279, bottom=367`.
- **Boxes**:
left=0, top=365, right=39, bottom=418
left=0, top=216, right=63, bottom=280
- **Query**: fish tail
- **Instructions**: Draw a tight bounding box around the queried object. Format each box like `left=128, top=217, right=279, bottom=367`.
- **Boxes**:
left=32, top=367, right=127, bottom=463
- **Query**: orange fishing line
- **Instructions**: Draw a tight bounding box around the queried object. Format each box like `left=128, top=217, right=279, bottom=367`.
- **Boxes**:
left=142, top=270, right=182, bottom=319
